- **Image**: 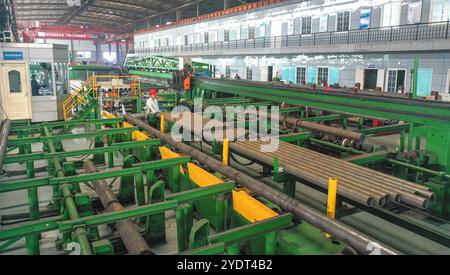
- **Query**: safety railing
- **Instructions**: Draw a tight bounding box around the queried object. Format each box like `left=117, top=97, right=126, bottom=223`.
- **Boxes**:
left=63, top=75, right=142, bottom=121
left=132, top=21, right=450, bottom=55
left=63, top=76, right=95, bottom=121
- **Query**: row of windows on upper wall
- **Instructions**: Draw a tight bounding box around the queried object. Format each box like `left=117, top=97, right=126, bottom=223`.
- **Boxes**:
left=136, top=0, right=450, bottom=48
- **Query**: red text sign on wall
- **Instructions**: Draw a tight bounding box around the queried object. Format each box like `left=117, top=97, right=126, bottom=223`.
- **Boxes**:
left=37, top=32, right=95, bottom=40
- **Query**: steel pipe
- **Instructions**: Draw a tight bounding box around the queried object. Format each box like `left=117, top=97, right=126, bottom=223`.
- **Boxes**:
left=282, top=117, right=366, bottom=142
left=83, top=160, right=153, bottom=255
left=0, top=119, right=11, bottom=171
left=124, top=114, right=399, bottom=255
left=159, top=111, right=431, bottom=208
left=239, top=141, right=430, bottom=209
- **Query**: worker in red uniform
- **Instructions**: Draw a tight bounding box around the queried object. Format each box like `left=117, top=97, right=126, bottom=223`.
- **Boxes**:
left=324, top=86, right=333, bottom=92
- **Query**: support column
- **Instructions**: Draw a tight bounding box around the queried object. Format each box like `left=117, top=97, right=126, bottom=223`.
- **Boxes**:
left=176, top=9, right=182, bottom=21
left=116, top=41, right=120, bottom=65
left=224, top=0, right=229, bottom=10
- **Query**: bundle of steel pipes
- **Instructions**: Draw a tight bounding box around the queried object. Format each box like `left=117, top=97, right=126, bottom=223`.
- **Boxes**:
left=160, top=111, right=433, bottom=209
left=232, top=140, right=434, bottom=209
left=124, top=114, right=399, bottom=255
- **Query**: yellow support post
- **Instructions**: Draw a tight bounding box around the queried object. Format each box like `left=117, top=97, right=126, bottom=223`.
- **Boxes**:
left=160, top=114, right=165, bottom=133
left=325, top=177, right=338, bottom=239
left=223, top=139, right=229, bottom=166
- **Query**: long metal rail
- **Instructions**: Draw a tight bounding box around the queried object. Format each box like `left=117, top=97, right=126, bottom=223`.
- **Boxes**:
left=124, top=114, right=399, bottom=255
left=193, top=78, right=450, bottom=126
left=83, top=161, right=153, bottom=255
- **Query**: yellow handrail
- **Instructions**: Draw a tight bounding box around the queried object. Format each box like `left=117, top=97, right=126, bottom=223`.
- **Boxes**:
left=63, top=75, right=142, bottom=121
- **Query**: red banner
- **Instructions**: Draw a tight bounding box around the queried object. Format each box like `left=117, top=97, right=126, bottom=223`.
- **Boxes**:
left=37, top=32, right=95, bottom=40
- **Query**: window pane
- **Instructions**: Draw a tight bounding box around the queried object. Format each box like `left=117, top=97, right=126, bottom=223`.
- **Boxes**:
left=249, top=27, right=256, bottom=39
left=224, top=30, right=230, bottom=42
left=8, top=70, right=22, bottom=93
left=302, top=17, right=312, bottom=34
left=30, top=63, right=53, bottom=96
left=318, top=67, right=329, bottom=85
left=319, top=15, right=328, bottom=32
left=337, top=11, right=350, bottom=32
left=296, top=67, right=306, bottom=84
left=383, top=2, right=401, bottom=26
left=55, top=63, right=68, bottom=95
left=442, top=0, right=450, bottom=21
left=408, top=2, right=422, bottom=24
left=246, top=67, right=253, bottom=80
left=387, top=70, right=397, bottom=92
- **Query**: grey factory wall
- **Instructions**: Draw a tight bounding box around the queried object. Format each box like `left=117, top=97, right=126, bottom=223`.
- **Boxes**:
left=194, top=51, right=450, bottom=98
left=135, top=0, right=445, bottom=50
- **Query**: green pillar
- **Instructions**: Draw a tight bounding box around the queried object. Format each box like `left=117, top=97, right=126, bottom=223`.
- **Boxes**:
left=24, top=132, right=40, bottom=255
left=412, top=57, right=420, bottom=100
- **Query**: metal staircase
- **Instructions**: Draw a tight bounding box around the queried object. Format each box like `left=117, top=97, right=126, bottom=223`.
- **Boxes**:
left=63, top=76, right=96, bottom=121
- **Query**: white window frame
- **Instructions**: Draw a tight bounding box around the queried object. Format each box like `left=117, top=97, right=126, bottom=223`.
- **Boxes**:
left=407, top=1, right=423, bottom=24
left=296, top=66, right=307, bottom=84
left=385, top=68, right=407, bottom=93
left=336, top=10, right=351, bottom=32
left=301, top=16, right=312, bottom=35
left=381, top=1, right=402, bottom=27
left=430, top=0, right=450, bottom=22
left=319, top=14, right=329, bottom=33
left=246, top=66, right=253, bottom=80
left=317, top=66, right=330, bottom=85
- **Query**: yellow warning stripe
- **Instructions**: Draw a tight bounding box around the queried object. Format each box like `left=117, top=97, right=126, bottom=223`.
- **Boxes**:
left=102, top=111, right=150, bottom=141
left=159, top=146, right=278, bottom=223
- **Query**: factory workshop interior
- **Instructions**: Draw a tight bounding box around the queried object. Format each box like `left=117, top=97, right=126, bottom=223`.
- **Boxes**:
left=1, top=0, right=450, bottom=260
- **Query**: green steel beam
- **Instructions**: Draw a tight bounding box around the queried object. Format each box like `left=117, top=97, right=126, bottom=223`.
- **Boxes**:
left=279, top=132, right=312, bottom=143
left=8, top=127, right=138, bottom=146
left=345, top=151, right=389, bottom=165
left=309, top=138, right=365, bottom=155
left=0, top=216, right=62, bottom=242
left=388, top=159, right=450, bottom=180
left=193, top=79, right=450, bottom=127
left=0, top=183, right=235, bottom=243
left=179, top=242, right=226, bottom=255
left=69, top=65, right=121, bottom=71
left=304, top=114, right=348, bottom=122
left=209, top=214, right=293, bottom=245
left=0, top=157, right=191, bottom=193
left=58, top=183, right=235, bottom=234
left=128, top=70, right=173, bottom=80
left=58, top=201, right=179, bottom=233
left=4, top=140, right=161, bottom=164
left=10, top=118, right=123, bottom=132
left=360, top=124, right=411, bottom=135
left=0, top=177, right=51, bottom=193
